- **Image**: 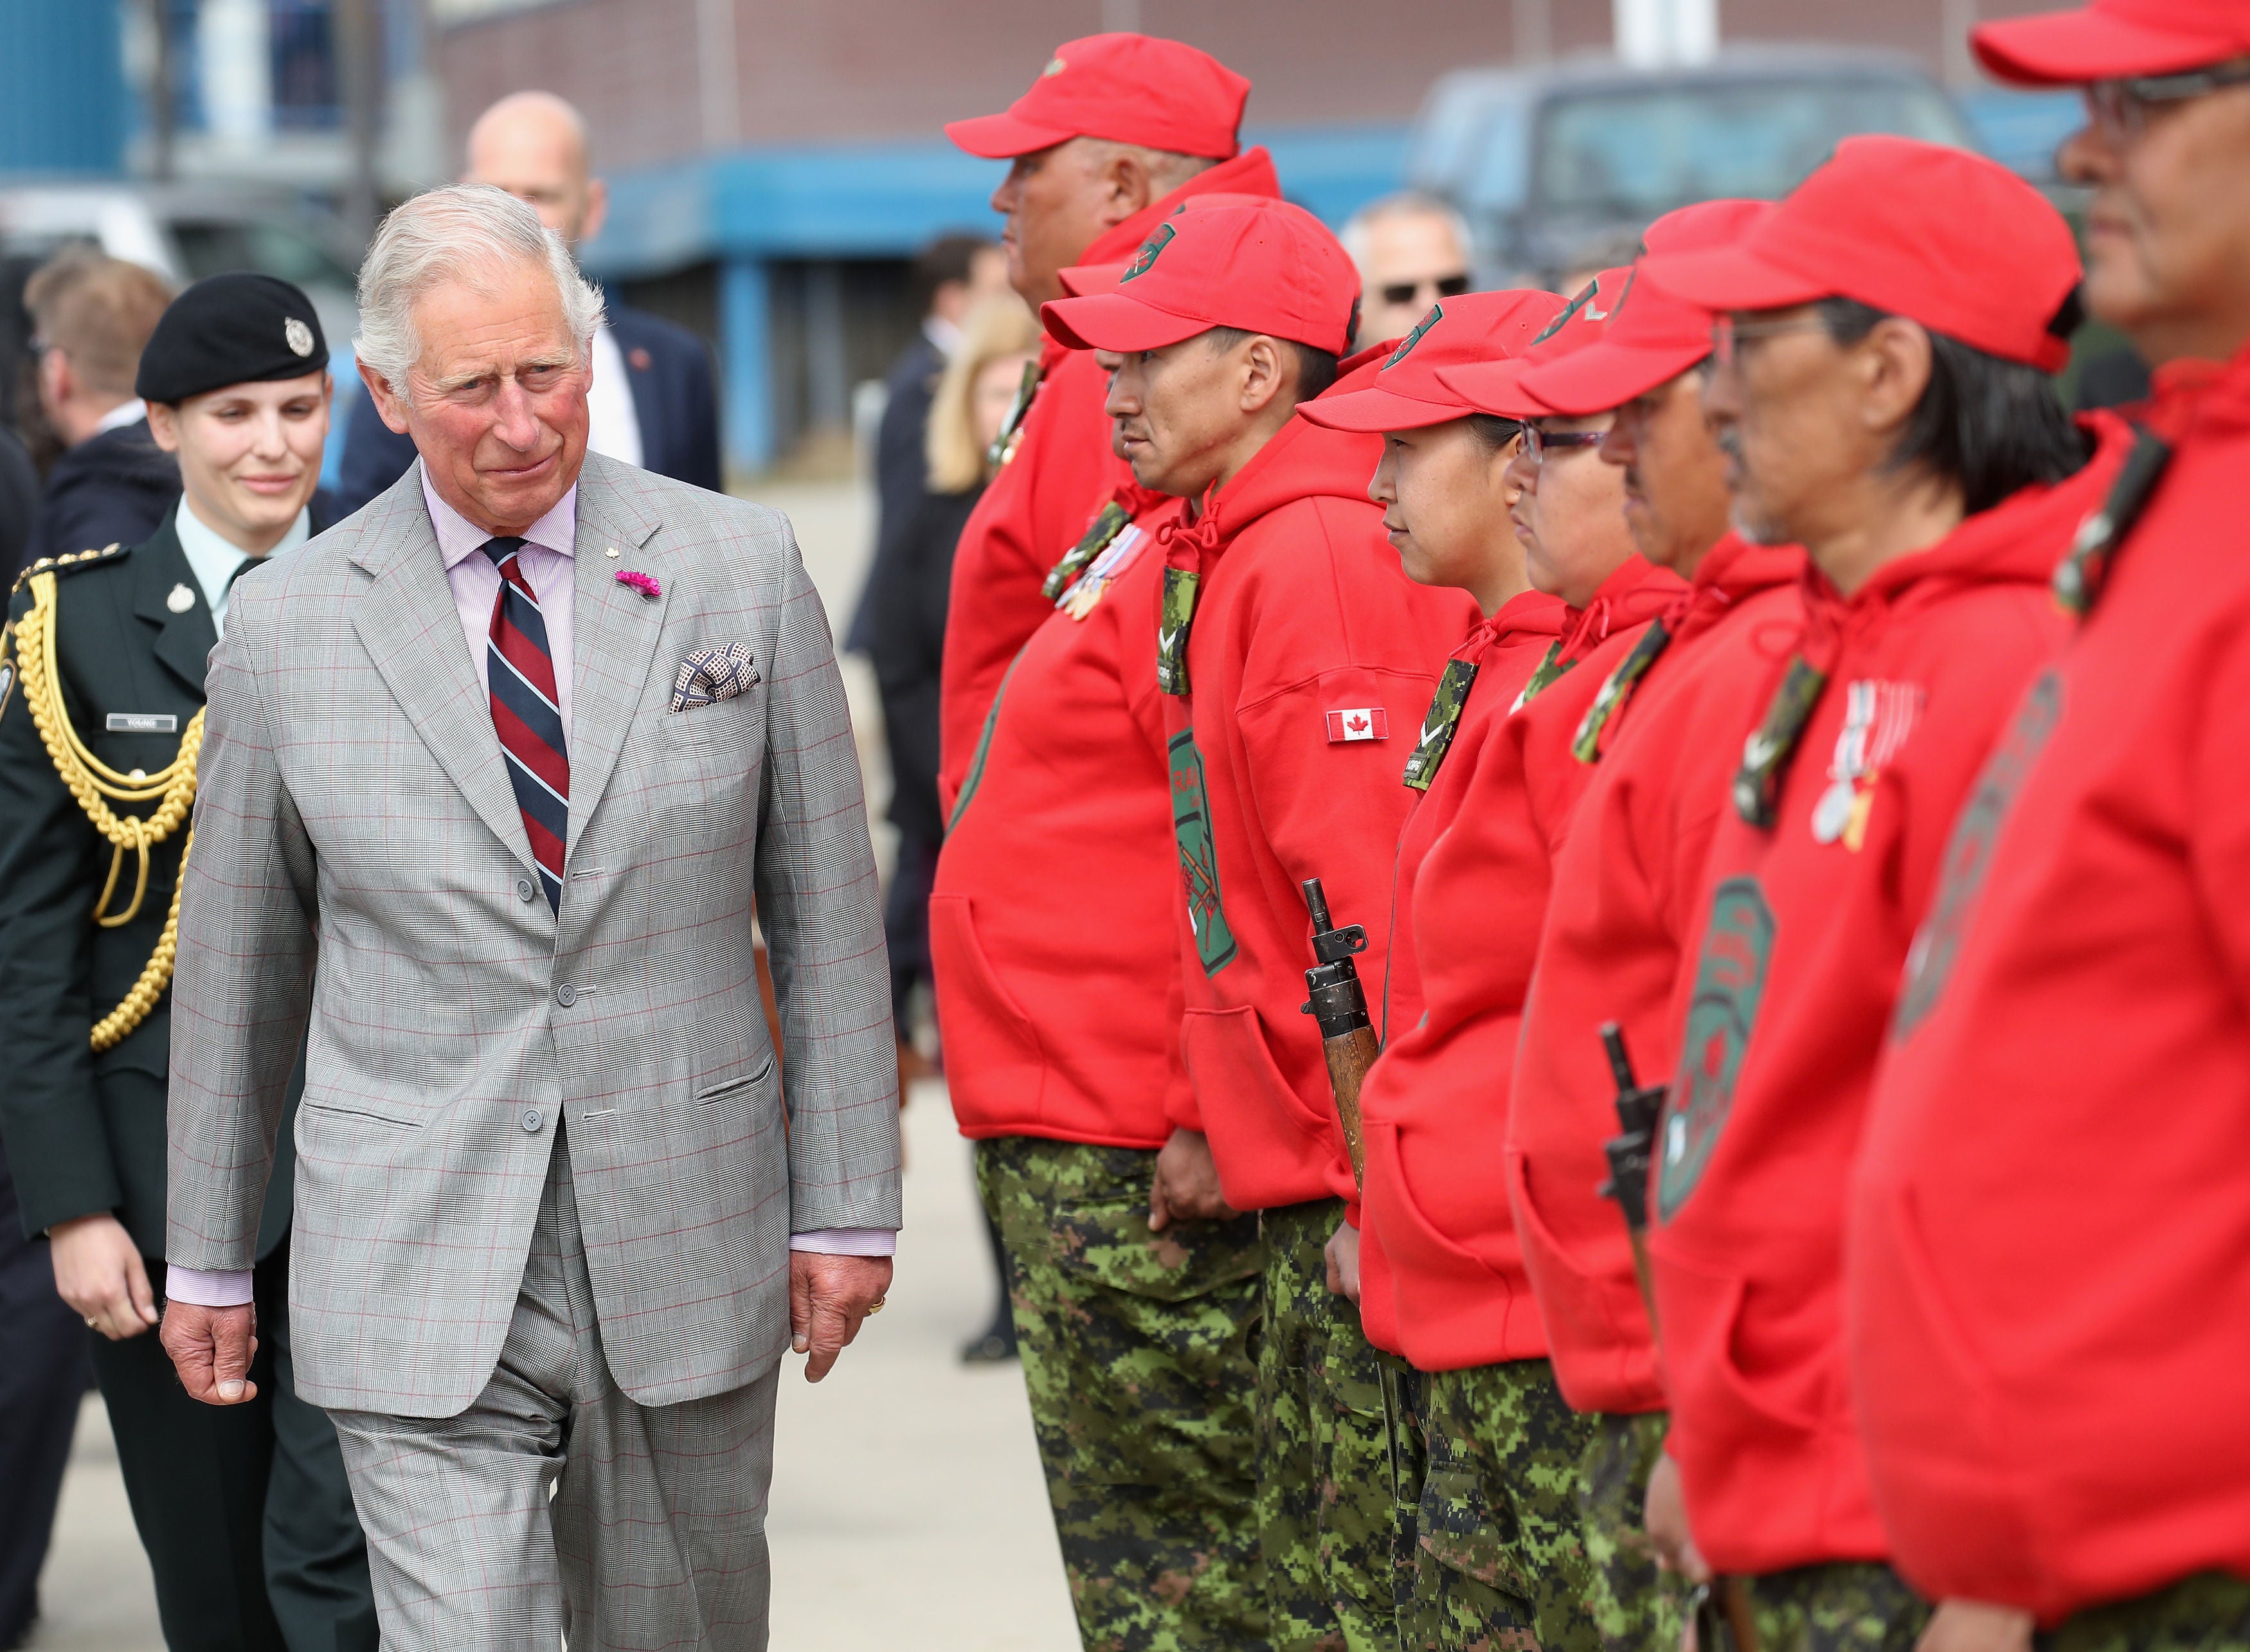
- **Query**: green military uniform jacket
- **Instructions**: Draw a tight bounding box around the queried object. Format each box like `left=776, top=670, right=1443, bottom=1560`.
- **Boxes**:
left=0, top=506, right=299, bottom=1256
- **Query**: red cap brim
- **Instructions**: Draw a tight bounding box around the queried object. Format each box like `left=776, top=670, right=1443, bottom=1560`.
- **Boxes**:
left=1636, top=241, right=1831, bottom=318
left=1972, top=6, right=2243, bottom=84
left=1041, top=292, right=1213, bottom=353
left=946, top=110, right=1078, bottom=159
left=1432, top=359, right=1557, bottom=420
left=1297, top=383, right=1475, bottom=433
left=1518, top=338, right=1711, bottom=417
left=1058, top=261, right=1131, bottom=298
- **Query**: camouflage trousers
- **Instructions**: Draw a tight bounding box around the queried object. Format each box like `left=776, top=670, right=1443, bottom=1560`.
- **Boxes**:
left=1258, top=1198, right=1405, bottom=1652
left=1734, top=1560, right=1930, bottom=1652
left=1406, top=1358, right=1598, bottom=1652
left=1577, top=1412, right=1686, bottom=1652
left=976, top=1136, right=1267, bottom=1652
left=2040, top=1572, right=2250, bottom=1652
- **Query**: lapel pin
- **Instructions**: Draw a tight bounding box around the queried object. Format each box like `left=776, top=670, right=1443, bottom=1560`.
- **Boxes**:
left=604, top=546, right=620, bottom=558
left=616, top=570, right=661, bottom=600
left=165, top=582, right=196, bottom=614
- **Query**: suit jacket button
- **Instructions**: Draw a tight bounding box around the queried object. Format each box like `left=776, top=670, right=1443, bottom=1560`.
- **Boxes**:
left=516, top=877, right=536, bottom=902
left=554, top=983, right=577, bottom=1007
left=521, top=1108, right=543, bottom=1133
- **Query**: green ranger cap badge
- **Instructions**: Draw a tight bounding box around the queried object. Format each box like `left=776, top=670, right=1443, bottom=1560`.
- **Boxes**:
left=1531, top=278, right=1599, bottom=346
left=1383, top=303, right=1445, bottom=370
left=1121, top=223, right=1176, bottom=283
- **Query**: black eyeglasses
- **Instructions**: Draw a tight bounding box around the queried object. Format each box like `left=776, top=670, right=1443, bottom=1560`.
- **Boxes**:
left=1380, top=273, right=1472, bottom=307
left=1524, top=423, right=1606, bottom=465
left=2083, top=57, right=2250, bottom=142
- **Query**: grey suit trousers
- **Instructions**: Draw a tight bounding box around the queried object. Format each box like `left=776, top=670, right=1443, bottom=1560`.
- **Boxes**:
left=328, top=1127, right=780, bottom=1651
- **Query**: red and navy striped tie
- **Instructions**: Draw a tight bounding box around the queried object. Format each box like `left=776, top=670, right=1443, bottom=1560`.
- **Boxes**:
left=482, top=537, right=570, bottom=911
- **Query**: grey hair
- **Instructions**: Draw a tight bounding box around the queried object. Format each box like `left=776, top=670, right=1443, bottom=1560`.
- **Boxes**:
left=353, top=183, right=604, bottom=390
left=1340, top=190, right=1473, bottom=271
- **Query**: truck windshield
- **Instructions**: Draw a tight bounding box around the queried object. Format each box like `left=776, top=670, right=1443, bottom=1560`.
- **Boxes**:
left=1535, top=80, right=1967, bottom=218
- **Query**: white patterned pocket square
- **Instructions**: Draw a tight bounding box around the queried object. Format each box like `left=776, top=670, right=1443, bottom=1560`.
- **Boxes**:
left=670, top=642, right=760, bottom=713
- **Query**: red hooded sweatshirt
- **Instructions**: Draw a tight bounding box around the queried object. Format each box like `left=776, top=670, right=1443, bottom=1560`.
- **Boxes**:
left=1509, top=536, right=1803, bottom=1414
left=935, top=147, right=1283, bottom=815
left=1358, top=557, right=1681, bottom=1372
left=932, top=490, right=1185, bottom=1147
left=1850, top=357, right=2250, bottom=1624
left=1352, top=587, right=1568, bottom=1358
left=1159, top=367, right=1480, bottom=1214
left=1647, top=418, right=2130, bottom=1579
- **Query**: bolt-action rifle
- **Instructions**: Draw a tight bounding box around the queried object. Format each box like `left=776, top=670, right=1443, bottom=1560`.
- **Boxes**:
left=1595, top=1021, right=1761, bottom=1652
left=1300, top=877, right=1378, bottom=1187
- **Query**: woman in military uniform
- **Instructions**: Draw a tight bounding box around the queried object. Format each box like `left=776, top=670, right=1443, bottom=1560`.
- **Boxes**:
left=0, top=273, right=376, bottom=1652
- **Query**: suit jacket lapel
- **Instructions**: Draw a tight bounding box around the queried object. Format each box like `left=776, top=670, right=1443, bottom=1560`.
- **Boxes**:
left=129, top=512, right=221, bottom=698
left=346, top=466, right=537, bottom=875
left=565, top=456, right=665, bottom=848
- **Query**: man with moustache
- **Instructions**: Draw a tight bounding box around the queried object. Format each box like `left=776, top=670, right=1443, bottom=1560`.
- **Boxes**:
left=935, top=33, right=1281, bottom=814
left=0, top=273, right=373, bottom=1652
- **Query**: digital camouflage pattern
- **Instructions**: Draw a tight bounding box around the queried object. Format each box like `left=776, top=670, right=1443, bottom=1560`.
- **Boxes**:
left=1736, top=1560, right=1930, bottom=1652
left=1257, top=1198, right=1404, bottom=1652
left=1406, top=1357, right=1598, bottom=1652
left=1576, top=1412, right=1686, bottom=1652
left=2044, top=1570, right=2250, bottom=1652
left=1384, top=1363, right=1431, bottom=1626
left=1158, top=564, right=1200, bottom=695
left=976, top=1136, right=1267, bottom=1652
left=1512, top=642, right=1573, bottom=711
left=1403, top=658, right=1482, bottom=793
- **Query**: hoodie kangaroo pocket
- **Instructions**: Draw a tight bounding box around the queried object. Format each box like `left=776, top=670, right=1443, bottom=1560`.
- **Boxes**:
left=928, top=893, right=1047, bottom=1123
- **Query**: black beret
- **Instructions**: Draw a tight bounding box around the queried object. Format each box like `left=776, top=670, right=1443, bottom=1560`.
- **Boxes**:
left=135, top=272, right=329, bottom=404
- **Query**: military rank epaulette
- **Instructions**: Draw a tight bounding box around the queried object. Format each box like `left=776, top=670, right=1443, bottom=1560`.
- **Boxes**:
left=10, top=542, right=129, bottom=598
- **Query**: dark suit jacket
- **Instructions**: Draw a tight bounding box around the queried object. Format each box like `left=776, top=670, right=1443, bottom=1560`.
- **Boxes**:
left=0, top=505, right=303, bottom=1255
left=18, top=417, right=181, bottom=580
left=0, top=424, right=37, bottom=579
left=332, top=303, right=723, bottom=517
left=845, top=333, right=945, bottom=654
left=869, top=482, right=980, bottom=847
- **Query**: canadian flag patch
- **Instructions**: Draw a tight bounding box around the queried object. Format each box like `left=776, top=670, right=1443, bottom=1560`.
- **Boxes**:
left=1325, top=707, right=1390, bottom=742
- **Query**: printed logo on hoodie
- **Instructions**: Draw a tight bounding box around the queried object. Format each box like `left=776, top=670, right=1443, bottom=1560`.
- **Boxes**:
left=1168, top=728, right=1238, bottom=976
left=1893, top=669, right=2063, bottom=1039
left=1659, top=875, right=1775, bottom=1222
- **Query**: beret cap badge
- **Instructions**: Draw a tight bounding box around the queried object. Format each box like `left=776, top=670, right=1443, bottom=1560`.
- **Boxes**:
left=284, top=317, right=315, bottom=358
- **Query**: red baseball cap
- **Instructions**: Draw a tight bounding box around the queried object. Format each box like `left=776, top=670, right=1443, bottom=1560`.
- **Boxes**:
left=946, top=34, right=1249, bottom=161
left=1636, top=136, right=2080, bottom=372
left=1041, top=198, right=1360, bottom=355
left=1058, top=260, right=1131, bottom=297
left=1434, top=267, right=1634, bottom=419
left=1297, top=291, right=1568, bottom=433
left=1974, top=0, right=2250, bottom=84
left=1520, top=200, right=1771, bottom=415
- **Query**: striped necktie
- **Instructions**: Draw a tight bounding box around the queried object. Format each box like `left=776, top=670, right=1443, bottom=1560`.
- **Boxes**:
left=482, top=536, right=570, bottom=911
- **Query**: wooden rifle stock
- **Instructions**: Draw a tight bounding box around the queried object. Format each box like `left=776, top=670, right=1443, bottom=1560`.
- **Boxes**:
left=1300, top=877, right=1376, bottom=1187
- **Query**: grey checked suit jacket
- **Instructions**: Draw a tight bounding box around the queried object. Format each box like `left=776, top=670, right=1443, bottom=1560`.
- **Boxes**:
left=166, top=453, right=901, bottom=1417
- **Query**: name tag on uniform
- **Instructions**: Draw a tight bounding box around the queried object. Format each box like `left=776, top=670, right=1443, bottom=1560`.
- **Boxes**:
left=107, top=712, right=177, bottom=734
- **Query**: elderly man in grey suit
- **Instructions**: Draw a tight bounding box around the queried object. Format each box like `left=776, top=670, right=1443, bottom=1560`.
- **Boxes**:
left=155, top=183, right=901, bottom=1651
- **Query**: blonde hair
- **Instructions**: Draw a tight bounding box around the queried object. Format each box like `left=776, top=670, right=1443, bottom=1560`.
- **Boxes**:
left=25, top=251, right=174, bottom=397
left=926, top=294, right=1040, bottom=495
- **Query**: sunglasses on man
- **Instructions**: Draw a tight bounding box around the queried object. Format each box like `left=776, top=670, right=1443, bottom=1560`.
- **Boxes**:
left=1380, top=273, right=1472, bottom=307
left=2080, top=57, right=2250, bottom=143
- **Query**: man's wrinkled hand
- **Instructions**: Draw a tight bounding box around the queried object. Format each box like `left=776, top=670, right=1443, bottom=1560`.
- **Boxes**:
left=789, top=1251, right=892, bottom=1383
left=49, top=1212, right=159, bottom=1341
left=1644, top=1451, right=1711, bottom=1585
left=1917, top=1601, right=2034, bottom=1652
left=1149, top=1128, right=1236, bottom=1232
left=161, top=1301, right=260, bottom=1405
left=1324, top=1220, right=1362, bottom=1302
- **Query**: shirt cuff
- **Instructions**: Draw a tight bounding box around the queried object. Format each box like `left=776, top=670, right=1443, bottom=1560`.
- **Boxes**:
left=789, top=1228, right=897, bottom=1257
left=164, top=1265, right=253, bottom=1307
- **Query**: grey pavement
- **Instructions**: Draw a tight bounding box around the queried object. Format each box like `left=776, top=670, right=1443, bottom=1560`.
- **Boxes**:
left=28, top=479, right=1084, bottom=1650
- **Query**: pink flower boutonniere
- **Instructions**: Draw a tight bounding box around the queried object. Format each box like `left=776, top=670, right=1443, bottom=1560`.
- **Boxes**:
left=616, top=570, right=662, bottom=600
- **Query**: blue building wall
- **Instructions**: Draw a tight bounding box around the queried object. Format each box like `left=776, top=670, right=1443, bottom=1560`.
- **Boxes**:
left=0, top=0, right=128, bottom=176
left=582, top=124, right=1411, bottom=473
